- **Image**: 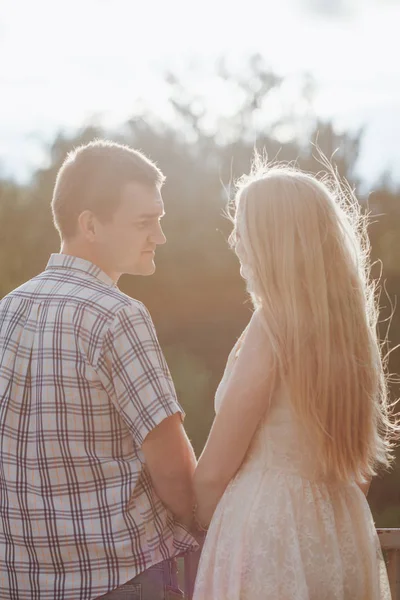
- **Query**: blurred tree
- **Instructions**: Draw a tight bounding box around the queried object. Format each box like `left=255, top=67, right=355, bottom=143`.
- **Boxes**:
left=164, top=345, right=214, bottom=457
left=0, top=55, right=398, bottom=524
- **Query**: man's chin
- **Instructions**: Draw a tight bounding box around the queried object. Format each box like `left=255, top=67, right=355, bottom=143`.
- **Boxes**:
left=142, top=264, right=156, bottom=276
left=126, top=261, right=156, bottom=277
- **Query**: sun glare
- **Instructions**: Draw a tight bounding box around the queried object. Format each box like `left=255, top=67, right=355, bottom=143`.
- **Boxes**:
left=0, top=0, right=399, bottom=181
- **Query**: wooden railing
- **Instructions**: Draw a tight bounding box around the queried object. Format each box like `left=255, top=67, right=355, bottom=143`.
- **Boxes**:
left=378, top=528, right=400, bottom=600
left=183, top=529, right=400, bottom=599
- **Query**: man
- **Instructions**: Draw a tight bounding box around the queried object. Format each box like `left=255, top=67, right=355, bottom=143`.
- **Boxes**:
left=0, top=140, right=198, bottom=599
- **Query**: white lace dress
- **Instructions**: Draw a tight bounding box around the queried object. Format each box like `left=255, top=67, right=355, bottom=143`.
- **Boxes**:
left=193, top=348, right=391, bottom=600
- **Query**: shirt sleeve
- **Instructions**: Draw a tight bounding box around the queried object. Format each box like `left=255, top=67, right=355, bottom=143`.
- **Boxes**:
left=97, top=301, right=184, bottom=446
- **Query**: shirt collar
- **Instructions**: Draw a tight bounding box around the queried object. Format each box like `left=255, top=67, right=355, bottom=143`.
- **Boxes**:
left=45, top=254, right=117, bottom=287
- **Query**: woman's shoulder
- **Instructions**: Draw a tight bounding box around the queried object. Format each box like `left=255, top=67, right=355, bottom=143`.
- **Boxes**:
left=226, top=309, right=265, bottom=367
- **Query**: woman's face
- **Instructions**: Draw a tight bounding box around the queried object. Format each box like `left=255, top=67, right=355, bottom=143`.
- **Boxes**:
left=234, top=228, right=252, bottom=280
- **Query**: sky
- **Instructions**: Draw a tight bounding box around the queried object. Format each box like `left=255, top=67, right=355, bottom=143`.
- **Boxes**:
left=1, top=0, right=400, bottom=186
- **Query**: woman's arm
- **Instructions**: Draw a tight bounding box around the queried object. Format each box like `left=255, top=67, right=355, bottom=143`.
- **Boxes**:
left=193, top=310, right=276, bottom=527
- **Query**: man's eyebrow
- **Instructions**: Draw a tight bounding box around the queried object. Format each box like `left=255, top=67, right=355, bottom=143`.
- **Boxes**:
left=136, top=211, right=165, bottom=219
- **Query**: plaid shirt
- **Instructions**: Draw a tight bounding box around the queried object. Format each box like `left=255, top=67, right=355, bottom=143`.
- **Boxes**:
left=0, top=254, right=197, bottom=600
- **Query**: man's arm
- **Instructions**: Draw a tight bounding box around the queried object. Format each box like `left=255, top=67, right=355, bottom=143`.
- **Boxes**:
left=96, top=301, right=197, bottom=529
left=142, top=413, right=197, bottom=530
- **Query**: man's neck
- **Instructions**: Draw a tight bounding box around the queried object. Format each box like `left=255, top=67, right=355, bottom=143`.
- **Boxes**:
left=59, top=243, right=120, bottom=284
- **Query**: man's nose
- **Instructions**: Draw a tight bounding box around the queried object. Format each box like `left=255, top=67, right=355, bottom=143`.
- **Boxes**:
left=150, top=223, right=166, bottom=245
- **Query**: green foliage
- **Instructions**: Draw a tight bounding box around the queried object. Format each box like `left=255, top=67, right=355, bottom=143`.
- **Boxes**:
left=164, top=345, right=214, bottom=457
left=375, top=505, right=400, bottom=528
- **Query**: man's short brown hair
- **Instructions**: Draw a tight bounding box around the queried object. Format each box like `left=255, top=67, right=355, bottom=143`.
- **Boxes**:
left=51, top=140, right=165, bottom=239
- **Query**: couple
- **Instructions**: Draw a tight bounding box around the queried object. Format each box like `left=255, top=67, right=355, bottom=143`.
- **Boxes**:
left=0, top=140, right=394, bottom=600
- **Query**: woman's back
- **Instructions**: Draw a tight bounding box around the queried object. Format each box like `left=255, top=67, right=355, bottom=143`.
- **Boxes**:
left=216, top=378, right=322, bottom=478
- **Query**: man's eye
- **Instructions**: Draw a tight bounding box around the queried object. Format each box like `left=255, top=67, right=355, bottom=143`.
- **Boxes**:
left=136, top=221, right=148, bottom=229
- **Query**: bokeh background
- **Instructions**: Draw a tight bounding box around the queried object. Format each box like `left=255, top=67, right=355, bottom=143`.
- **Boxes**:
left=1, top=0, right=400, bottom=525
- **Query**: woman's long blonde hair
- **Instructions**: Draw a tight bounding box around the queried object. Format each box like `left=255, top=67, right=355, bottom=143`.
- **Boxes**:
left=230, top=155, right=398, bottom=482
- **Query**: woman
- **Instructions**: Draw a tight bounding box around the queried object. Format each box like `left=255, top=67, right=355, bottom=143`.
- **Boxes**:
left=192, top=159, right=397, bottom=599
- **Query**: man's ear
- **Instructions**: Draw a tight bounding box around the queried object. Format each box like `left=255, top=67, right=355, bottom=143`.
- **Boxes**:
left=78, top=210, right=98, bottom=242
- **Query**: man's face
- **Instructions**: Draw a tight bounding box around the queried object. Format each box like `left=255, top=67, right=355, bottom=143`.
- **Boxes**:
left=95, top=181, right=166, bottom=278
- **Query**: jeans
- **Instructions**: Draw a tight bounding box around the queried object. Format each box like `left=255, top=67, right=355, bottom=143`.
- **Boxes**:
left=96, top=558, right=184, bottom=599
